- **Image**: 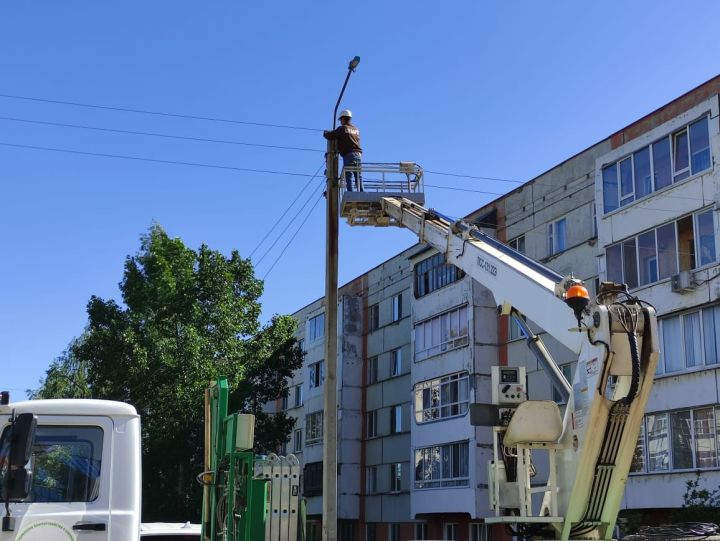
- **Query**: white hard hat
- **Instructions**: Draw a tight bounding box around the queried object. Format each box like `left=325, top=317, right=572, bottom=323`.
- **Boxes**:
left=338, top=109, right=352, bottom=119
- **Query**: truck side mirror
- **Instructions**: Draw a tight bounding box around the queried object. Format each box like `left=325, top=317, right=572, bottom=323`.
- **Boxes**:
left=9, top=414, right=36, bottom=466
left=3, top=413, right=37, bottom=501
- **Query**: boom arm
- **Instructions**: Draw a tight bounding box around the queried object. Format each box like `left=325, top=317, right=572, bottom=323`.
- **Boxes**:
left=376, top=196, right=659, bottom=540
left=381, top=197, right=583, bottom=352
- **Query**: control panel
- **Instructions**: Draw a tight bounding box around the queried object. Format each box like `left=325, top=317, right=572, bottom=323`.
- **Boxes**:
left=491, top=366, right=527, bottom=406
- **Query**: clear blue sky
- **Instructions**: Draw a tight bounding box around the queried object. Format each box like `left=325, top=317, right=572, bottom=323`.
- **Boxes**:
left=1, top=1, right=718, bottom=396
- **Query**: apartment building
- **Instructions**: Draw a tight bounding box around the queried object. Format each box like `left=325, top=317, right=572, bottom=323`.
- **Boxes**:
left=278, top=75, right=720, bottom=539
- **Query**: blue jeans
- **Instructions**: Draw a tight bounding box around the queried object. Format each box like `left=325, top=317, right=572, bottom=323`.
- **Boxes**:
left=342, top=152, right=362, bottom=191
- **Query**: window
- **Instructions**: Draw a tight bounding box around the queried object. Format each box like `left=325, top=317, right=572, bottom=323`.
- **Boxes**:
left=444, top=523, right=458, bottom=540
left=297, top=339, right=305, bottom=352
left=366, top=524, right=377, bottom=541
left=388, top=524, right=400, bottom=541
left=414, top=253, right=465, bottom=299
left=658, top=305, right=720, bottom=374
left=470, top=523, right=488, bottom=541
left=552, top=364, right=573, bottom=403
left=602, top=115, right=711, bottom=213
left=392, top=294, right=403, bottom=321
left=293, top=385, right=304, bottom=408
left=415, top=523, right=428, bottom=540
left=414, top=305, right=469, bottom=361
left=0, top=425, right=104, bottom=503
left=508, top=313, right=527, bottom=341
left=605, top=209, right=715, bottom=288
left=366, top=410, right=378, bottom=438
left=369, top=304, right=379, bottom=331
left=306, top=411, right=323, bottom=445
left=390, top=463, right=402, bottom=492
left=414, top=441, right=469, bottom=489
left=303, top=461, right=323, bottom=496
left=414, top=372, right=470, bottom=423
left=308, top=313, right=325, bottom=342
left=280, top=394, right=289, bottom=411
left=367, top=356, right=378, bottom=384
left=309, top=360, right=325, bottom=389
left=509, top=235, right=526, bottom=253
left=293, top=429, right=302, bottom=453
left=390, top=405, right=402, bottom=434
left=390, top=348, right=402, bottom=377
left=547, top=218, right=567, bottom=256
left=366, top=465, right=378, bottom=493
left=632, top=406, right=720, bottom=472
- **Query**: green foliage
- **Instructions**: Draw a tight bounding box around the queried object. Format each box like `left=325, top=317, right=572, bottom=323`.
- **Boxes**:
left=38, top=225, right=302, bottom=521
left=671, top=472, right=720, bottom=524
left=29, top=337, right=91, bottom=399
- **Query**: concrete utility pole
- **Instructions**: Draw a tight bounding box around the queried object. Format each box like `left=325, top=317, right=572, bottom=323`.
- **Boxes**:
left=323, top=55, right=360, bottom=541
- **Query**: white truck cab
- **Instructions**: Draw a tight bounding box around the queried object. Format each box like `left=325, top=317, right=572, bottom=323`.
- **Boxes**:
left=0, top=399, right=141, bottom=541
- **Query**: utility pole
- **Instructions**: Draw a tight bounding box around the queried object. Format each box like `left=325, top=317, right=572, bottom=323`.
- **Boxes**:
left=323, top=55, right=359, bottom=541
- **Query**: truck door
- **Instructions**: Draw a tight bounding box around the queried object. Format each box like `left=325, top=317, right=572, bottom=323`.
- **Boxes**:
left=0, top=415, right=113, bottom=541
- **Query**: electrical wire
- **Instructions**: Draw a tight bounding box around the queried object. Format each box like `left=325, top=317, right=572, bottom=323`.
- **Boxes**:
left=424, top=183, right=505, bottom=196
left=0, top=141, right=317, bottom=178
left=254, top=179, right=326, bottom=267
left=0, top=115, right=325, bottom=153
left=424, top=170, right=522, bottom=184
left=249, top=162, right=325, bottom=259
left=262, top=192, right=324, bottom=280
left=0, top=93, right=322, bottom=132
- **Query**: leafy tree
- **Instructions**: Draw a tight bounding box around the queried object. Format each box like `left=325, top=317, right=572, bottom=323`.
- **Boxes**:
left=29, top=337, right=91, bottom=399
left=63, top=225, right=302, bottom=521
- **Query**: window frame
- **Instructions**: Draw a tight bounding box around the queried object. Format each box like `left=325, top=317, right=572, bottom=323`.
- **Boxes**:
left=308, top=313, right=325, bottom=343
left=602, top=114, right=712, bottom=214
left=367, top=355, right=378, bottom=385
left=631, top=405, right=720, bottom=474
left=369, top=304, right=380, bottom=332
left=389, top=463, right=402, bottom=493
left=413, top=305, right=469, bottom=362
left=391, top=294, right=402, bottom=322
left=309, top=360, right=325, bottom=389
left=366, top=410, right=378, bottom=439
left=293, top=428, right=303, bottom=453
left=413, top=253, right=465, bottom=298
left=390, top=404, right=403, bottom=434
left=414, top=372, right=470, bottom=424
left=390, top=348, right=402, bottom=377
left=547, top=218, right=567, bottom=256
left=657, top=305, right=720, bottom=375
left=306, top=411, right=324, bottom=445
left=414, top=440, right=469, bottom=489
left=605, top=208, right=716, bottom=290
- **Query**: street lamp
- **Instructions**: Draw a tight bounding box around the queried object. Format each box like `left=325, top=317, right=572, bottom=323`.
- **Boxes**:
left=323, top=55, right=360, bottom=541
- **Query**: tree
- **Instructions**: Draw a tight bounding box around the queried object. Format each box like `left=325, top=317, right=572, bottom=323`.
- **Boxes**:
left=29, top=337, right=91, bottom=399
left=66, top=225, right=302, bottom=521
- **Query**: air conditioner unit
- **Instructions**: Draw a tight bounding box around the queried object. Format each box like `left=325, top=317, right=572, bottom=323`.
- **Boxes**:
left=671, top=271, right=696, bottom=293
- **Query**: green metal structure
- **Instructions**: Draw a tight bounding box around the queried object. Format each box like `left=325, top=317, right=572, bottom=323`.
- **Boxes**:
left=201, top=377, right=267, bottom=541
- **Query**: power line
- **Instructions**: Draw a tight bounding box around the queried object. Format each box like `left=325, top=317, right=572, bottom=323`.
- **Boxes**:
left=0, top=93, right=323, bottom=132
left=0, top=141, right=317, bottom=178
left=249, top=161, right=325, bottom=258
left=425, top=183, right=505, bottom=196
left=0, top=115, right=324, bottom=153
left=254, top=178, right=326, bottom=266
left=425, top=170, right=522, bottom=184
left=263, top=192, right=325, bottom=280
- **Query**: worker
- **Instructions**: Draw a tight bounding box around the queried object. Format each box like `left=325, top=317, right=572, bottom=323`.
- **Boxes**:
left=323, top=109, right=362, bottom=191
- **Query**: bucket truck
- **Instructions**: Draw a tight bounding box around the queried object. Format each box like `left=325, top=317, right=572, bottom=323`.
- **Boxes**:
left=339, top=162, right=660, bottom=540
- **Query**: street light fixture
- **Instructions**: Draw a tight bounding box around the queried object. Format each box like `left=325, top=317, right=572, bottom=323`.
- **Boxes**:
left=323, top=55, right=360, bottom=541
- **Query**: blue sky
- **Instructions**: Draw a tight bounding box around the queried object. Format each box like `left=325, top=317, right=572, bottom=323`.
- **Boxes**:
left=1, top=2, right=718, bottom=396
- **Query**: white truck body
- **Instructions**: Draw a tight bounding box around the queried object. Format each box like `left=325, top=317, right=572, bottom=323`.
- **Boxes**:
left=0, top=399, right=141, bottom=541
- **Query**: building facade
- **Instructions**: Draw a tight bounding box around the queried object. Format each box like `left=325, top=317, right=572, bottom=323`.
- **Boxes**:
left=278, top=76, right=720, bottom=539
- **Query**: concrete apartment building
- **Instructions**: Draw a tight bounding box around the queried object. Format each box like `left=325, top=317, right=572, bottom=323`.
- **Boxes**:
left=278, top=75, right=720, bottom=539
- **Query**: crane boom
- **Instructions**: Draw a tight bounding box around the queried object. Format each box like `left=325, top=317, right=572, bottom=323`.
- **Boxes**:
left=380, top=197, right=583, bottom=352
left=363, top=195, right=659, bottom=540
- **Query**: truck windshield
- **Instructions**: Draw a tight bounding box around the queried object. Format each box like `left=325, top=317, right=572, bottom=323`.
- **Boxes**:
left=0, top=424, right=103, bottom=503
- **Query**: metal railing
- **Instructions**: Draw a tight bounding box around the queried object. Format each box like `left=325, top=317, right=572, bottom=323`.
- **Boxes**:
left=339, top=161, right=424, bottom=195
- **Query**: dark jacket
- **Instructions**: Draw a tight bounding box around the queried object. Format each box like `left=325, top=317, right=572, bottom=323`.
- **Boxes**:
left=323, top=122, right=362, bottom=155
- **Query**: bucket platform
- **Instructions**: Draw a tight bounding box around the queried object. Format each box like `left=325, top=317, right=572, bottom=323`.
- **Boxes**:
left=339, top=162, right=425, bottom=226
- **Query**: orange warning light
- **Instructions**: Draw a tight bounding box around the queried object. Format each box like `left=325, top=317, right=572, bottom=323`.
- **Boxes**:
left=565, top=284, right=590, bottom=327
